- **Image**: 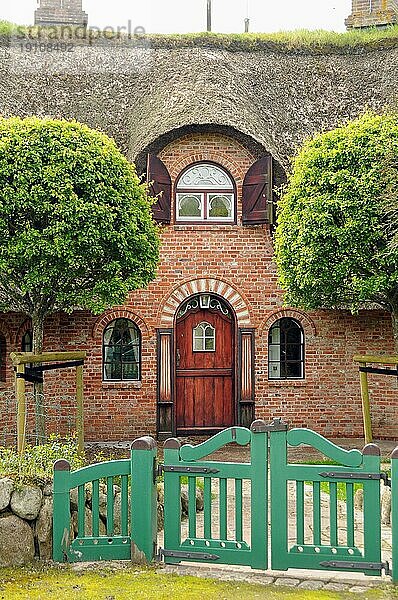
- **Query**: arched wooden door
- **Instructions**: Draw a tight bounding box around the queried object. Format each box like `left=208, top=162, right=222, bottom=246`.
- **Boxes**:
left=175, top=295, right=235, bottom=435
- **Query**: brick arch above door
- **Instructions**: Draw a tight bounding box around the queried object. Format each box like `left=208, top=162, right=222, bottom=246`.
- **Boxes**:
left=158, top=278, right=252, bottom=327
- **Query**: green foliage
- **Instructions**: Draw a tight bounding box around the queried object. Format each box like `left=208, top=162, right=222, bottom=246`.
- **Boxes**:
left=275, top=112, right=398, bottom=315
left=0, top=117, right=159, bottom=319
left=0, top=21, right=16, bottom=35
left=0, top=434, right=84, bottom=484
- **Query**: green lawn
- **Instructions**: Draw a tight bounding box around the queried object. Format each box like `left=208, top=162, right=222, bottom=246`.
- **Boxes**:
left=0, top=565, right=394, bottom=600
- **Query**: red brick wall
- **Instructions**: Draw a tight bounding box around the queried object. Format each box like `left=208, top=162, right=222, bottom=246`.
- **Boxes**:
left=0, top=132, right=397, bottom=442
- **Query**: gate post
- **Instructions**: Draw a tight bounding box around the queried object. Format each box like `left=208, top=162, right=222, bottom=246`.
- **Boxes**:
left=250, top=420, right=269, bottom=570
left=52, top=459, right=71, bottom=562
left=268, top=417, right=289, bottom=571
left=392, top=447, right=398, bottom=582
left=131, top=436, right=158, bottom=563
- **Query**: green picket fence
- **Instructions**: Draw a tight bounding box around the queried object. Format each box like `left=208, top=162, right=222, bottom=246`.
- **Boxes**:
left=53, top=436, right=157, bottom=563
left=53, top=419, right=398, bottom=583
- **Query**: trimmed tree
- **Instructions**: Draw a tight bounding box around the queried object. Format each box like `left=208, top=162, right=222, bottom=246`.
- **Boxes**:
left=275, top=112, right=398, bottom=349
left=0, top=117, right=160, bottom=434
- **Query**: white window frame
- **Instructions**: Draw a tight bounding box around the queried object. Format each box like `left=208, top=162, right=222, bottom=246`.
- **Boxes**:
left=176, top=193, right=204, bottom=222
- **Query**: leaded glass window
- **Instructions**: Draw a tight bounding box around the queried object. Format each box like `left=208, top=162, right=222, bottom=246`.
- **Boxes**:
left=177, top=194, right=203, bottom=219
left=193, top=322, right=216, bottom=352
left=176, top=162, right=235, bottom=223
left=268, top=318, right=304, bottom=380
left=103, top=319, right=141, bottom=381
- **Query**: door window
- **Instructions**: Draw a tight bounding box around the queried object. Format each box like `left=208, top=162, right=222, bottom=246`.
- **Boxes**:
left=193, top=322, right=216, bottom=352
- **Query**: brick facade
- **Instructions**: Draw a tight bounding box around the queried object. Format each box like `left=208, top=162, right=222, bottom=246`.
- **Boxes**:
left=0, top=132, right=397, bottom=442
left=346, top=0, right=398, bottom=28
left=34, top=0, right=88, bottom=27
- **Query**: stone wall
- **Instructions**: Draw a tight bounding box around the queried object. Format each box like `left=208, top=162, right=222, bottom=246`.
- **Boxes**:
left=0, top=476, right=202, bottom=566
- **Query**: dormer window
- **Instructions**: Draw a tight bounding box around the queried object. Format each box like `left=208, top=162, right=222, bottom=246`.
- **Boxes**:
left=176, top=163, right=235, bottom=223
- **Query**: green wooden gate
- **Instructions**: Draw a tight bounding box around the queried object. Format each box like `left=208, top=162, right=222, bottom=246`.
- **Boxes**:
left=53, top=418, right=396, bottom=581
left=159, top=418, right=391, bottom=577
left=53, top=436, right=157, bottom=562
left=160, top=421, right=268, bottom=569
left=268, top=420, right=389, bottom=576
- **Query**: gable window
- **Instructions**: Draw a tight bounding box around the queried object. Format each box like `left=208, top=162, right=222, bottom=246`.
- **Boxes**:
left=103, top=319, right=141, bottom=381
left=268, top=318, right=304, bottom=380
left=193, top=322, right=216, bottom=352
left=0, top=334, right=5, bottom=382
left=176, top=163, right=235, bottom=223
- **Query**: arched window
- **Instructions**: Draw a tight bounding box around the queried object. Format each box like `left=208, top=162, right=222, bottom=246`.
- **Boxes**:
left=193, top=322, right=216, bottom=352
left=176, top=163, right=235, bottom=223
left=0, top=334, right=5, bottom=382
left=103, top=319, right=141, bottom=381
left=22, top=330, right=33, bottom=353
left=268, top=318, right=304, bottom=380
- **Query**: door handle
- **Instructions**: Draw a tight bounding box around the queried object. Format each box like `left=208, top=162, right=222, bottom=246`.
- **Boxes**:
left=176, top=349, right=181, bottom=368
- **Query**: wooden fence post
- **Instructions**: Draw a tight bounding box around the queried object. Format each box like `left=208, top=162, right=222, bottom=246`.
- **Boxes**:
left=131, top=436, right=157, bottom=563
left=52, top=459, right=71, bottom=562
left=392, top=447, right=398, bottom=583
left=76, top=364, right=84, bottom=455
left=250, top=420, right=268, bottom=570
left=16, top=363, right=26, bottom=455
left=359, top=367, right=373, bottom=444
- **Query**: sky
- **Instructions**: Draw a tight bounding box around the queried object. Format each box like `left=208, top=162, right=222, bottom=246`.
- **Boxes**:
left=2, top=0, right=353, bottom=33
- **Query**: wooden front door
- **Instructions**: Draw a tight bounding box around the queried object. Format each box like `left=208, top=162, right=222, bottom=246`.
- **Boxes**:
left=175, top=296, right=235, bottom=435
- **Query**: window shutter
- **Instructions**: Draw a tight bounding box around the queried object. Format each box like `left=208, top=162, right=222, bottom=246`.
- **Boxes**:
left=242, top=156, right=273, bottom=225
left=147, top=154, right=172, bottom=224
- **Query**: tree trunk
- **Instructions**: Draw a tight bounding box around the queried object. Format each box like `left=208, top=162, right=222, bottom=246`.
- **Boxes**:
left=391, top=310, right=398, bottom=354
left=32, top=313, right=45, bottom=443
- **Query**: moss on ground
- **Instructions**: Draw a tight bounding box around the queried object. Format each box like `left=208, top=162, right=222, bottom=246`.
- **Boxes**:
left=0, top=564, right=393, bottom=599
left=2, top=21, right=398, bottom=54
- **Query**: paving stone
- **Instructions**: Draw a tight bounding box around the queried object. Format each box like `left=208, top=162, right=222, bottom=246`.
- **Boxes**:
left=349, top=585, right=374, bottom=593
left=274, top=578, right=301, bottom=587
left=323, top=583, right=350, bottom=592
left=297, top=580, right=325, bottom=590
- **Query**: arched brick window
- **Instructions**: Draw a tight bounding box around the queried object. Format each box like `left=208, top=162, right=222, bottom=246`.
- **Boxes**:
left=103, top=319, right=141, bottom=381
left=268, top=318, right=304, bottom=380
left=0, top=334, right=6, bottom=382
left=176, top=162, right=236, bottom=223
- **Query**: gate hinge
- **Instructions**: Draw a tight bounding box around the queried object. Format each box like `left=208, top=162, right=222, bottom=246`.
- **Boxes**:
left=320, top=471, right=391, bottom=486
left=157, top=548, right=220, bottom=561
left=156, top=464, right=219, bottom=476
left=320, top=560, right=390, bottom=575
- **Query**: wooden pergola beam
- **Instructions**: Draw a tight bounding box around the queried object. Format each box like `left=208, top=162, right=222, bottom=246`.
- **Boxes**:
left=13, top=351, right=87, bottom=455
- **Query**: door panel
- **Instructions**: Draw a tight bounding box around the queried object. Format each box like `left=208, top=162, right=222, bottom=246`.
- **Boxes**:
left=176, top=306, right=234, bottom=433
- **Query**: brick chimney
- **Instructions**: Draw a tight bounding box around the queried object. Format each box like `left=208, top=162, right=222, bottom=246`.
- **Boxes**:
left=34, top=0, right=88, bottom=27
left=346, top=0, right=398, bottom=28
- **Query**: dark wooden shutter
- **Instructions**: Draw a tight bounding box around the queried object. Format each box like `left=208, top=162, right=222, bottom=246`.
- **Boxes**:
left=242, top=156, right=273, bottom=225
left=147, top=154, right=172, bottom=224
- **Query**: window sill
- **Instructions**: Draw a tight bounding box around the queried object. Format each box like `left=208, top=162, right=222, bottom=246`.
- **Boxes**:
left=102, top=381, right=142, bottom=390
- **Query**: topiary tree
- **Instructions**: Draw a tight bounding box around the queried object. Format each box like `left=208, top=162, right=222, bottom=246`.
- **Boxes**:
left=0, top=117, right=160, bottom=434
left=275, top=112, right=398, bottom=349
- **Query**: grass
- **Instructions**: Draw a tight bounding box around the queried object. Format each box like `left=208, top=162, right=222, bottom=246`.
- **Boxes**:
left=2, top=21, right=398, bottom=53
left=0, top=564, right=392, bottom=600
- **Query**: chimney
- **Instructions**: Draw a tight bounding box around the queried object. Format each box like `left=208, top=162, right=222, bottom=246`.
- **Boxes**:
left=345, top=0, right=398, bottom=28
left=35, top=0, right=88, bottom=27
